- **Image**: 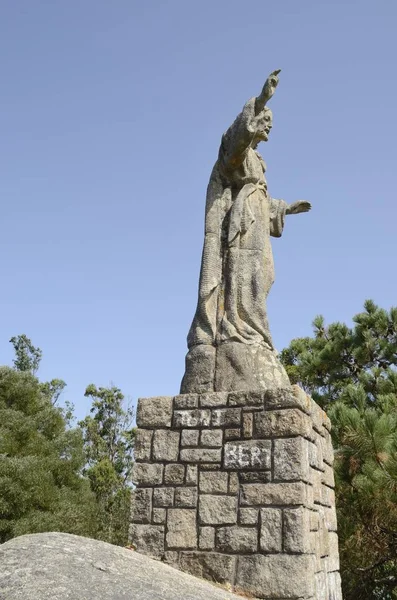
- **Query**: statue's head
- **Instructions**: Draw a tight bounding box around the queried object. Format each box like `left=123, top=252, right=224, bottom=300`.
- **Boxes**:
left=254, top=107, right=273, bottom=144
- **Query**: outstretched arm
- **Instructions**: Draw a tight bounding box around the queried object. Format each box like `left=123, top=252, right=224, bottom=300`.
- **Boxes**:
left=255, top=69, right=281, bottom=115
left=269, top=199, right=311, bottom=238
left=286, top=201, right=312, bottom=215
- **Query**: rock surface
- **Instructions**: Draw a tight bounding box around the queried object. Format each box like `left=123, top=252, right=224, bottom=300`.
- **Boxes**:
left=0, top=532, right=246, bottom=600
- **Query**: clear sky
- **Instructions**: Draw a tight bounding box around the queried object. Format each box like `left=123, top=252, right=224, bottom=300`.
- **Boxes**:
left=1, top=0, right=396, bottom=421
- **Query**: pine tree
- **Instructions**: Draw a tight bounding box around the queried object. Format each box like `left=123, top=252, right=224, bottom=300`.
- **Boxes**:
left=280, top=301, right=397, bottom=599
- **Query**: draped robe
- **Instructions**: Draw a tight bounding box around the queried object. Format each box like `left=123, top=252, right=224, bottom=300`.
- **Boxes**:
left=186, top=97, right=288, bottom=354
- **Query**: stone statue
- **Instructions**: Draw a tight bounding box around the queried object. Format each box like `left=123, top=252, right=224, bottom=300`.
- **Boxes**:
left=181, top=70, right=311, bottom=394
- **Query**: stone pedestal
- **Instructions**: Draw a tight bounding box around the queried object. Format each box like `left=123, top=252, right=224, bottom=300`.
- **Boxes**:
left=130, top=386, right=343, bottom=600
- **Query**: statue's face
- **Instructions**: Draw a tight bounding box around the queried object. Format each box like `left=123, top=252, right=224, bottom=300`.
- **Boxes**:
left=256, top=108, right=273, bottom=143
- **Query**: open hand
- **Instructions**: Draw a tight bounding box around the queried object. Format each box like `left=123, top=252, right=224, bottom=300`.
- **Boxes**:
left=286, top=200, right=312, bottom=215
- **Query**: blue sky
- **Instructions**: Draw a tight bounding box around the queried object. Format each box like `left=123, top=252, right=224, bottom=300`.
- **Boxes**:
left=1, top=0, right=396, bottom=421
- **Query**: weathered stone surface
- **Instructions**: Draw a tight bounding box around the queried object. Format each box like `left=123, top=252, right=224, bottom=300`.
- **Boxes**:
left=0, top=533, right=246, bottom=600
left=164, top=463, right=185, bottom=485
left=239, top=471, right=271, bottom=483
left=312, top=468, right=322, bottom=503
left=260, top=508, right=282, bottom=552
left=224, top=428, right=241, bottom=440
left=134, top=429, right=153, bottom=461
left=321, top=484, right=335, bottom=508
left=130, top=488, right=152, bottom=523
left=312, top=543, right=326, bottom=578
left=199, top=392, right=228, bottom=407
left=283, top=507, right=310, bottom=553
left=291, top=385, right=312, bottom=415
left=324, top=506, right=338, bottom=532
left=211, top=408, right=241, bottom=427
left=131, top=389, right=341, bottom=600
left=327, top=531, right=340, bottom=572
left=308, top=438, right=325, bottom=471
left=236, top=554, right=315, bottom=599
left=181, top=429, right=200, bottom=446
left=289, top=385, right=312, bottom=413
left=179, top=71, right=313, bottom=394
left=328, top=571, right=343, bottom=600
left=130, top=524, right=165, bottom=558
left=315, top=434, right=325, bottom=469
left=262, top=385, right=310, bottom=413
left=180, top=345, right=216, bottom=394
left=166, top=509, right=197, bottom=549
left=137, top=396, right=173, bottom=428
left=180, top=448, right=221, bottom=463
left=200, top=429, right=223, bottom=447
left=322, top=463, right=335, bottom=488
left=254, top=408, right=312, bottom=437
left=316, top=513, right=330, bottom=559
left=153, top=430, right=180, bottom=462
left=242, top=412, right=253, bottom=438
left=199, top=527, right=215, bottom=550
left=152, top=508, right=166, bottom=524
left=214, top=342, right=291, bottom=393
left=132, top=463, right=163, bottom=486
left=240, top=482, right=307, bottom=506
left=311, top=399, right=329, bottom=436
left=175, top=487, right=198, bottom=508
left=174, top=394, right=199, bottom=409
left=199, top=495, right=237, bottom=525
left=228, top=472, right=239, bottom=494
left=228, top=391, right=263, bottom=407
left=274, top=437, right=310, bottom=482
left=322, top=410, right=332, bottom=433
left=315, top=571, right=328, bottom=600
left=306, top=481, right=314, bottom=507
left=199, top=470, right=228, bottom=494
left=239, top=508, right=259, bottom=525
left=321, top=432, right=335, bottom=465
left=179, top=551, right=236, bottom=585
left=153, top=487, right=174, bottom=507
left=186, top=465, right=198, bottom=485
left=174, top=410, right=211, bottom=428
left=162, top=550, right=179, bottom=567
left=216, top=526, right=257, bottom=553
left=224, top=440, right=271, bottom=469
left=310, top=509, right=320, bottom=531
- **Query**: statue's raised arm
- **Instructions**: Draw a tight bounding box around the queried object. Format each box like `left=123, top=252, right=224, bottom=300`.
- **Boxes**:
left=181, top=70, right=312, bottom=395
left=255, top=69, right=281, bottom=114
left=221, top=70, right=282, bottom=171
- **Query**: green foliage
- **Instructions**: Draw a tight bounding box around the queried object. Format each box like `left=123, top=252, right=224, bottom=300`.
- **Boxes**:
left=1, top=335, right=136, bottom=548
left=10, top=334, right=43, bottom=375
left=79, top=384, right=135, bottom=546
left=10, top=334, right=68, bottom=407
left=0, top=367, right=98, bottom=543
left=40, top=378, right=67, bottom=406
left=280, top=300, right=397, bottom=410
left=280, top=301, right=397, bottom=599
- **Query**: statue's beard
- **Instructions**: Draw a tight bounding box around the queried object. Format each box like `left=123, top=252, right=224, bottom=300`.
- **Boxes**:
left=252, top=134, right=268, bottom=148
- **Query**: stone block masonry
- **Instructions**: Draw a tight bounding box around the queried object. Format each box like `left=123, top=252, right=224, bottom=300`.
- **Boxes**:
left=130, top=385, right=342, bottom=600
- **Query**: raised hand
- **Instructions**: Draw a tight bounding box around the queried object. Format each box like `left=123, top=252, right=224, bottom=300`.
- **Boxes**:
left=262, top=69, right=281, bottom=102
left=256, top=69, right=281, bottom=114
left=286, top=200, right=312, bottom=215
